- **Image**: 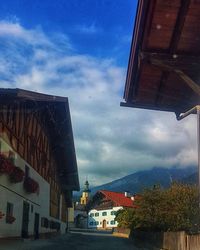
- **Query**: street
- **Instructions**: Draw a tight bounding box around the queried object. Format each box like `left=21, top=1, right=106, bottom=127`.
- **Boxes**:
left=0, top=230, right=148, bottom=250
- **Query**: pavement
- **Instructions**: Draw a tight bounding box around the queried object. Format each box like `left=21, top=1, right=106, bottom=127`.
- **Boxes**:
left=0, top=229, right=151, bottom=250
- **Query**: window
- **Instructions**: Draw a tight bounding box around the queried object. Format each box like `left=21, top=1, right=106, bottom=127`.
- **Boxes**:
left=95, top=212, right=99, bottom=217
left=110, top=220, right=116, bottom=225
left=90, top=213, right=94, bottom=217
left=111, top=211, right=116, bottom=215
left=102, top=212, right=107, bottom=216
left=8, top=150, right=15, bottom=164
left=6, top=202, right=14, bottom=224
left=96, top=221, right=99, bottom=225
left=6, top=202, right=13, bottom=216
left=41, top=217, right=49, bottom=228
left=25, top=165, right=30, bottom=179
left=89, top=222, right=93, bottom=225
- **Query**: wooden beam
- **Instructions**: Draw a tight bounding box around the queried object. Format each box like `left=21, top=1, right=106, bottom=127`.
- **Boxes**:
left=155, top=71, right=170, bottom=105
left=177, top=70, right=200, bottom=97
left=150, top=59, right=200, bottom=97
left=169, top=0, right=191, bottom=53
left=125, top=0, right=151, bottom=102
left=141, top=52, right=200, bottom=70
left=120, top=102, right=178, bottom=113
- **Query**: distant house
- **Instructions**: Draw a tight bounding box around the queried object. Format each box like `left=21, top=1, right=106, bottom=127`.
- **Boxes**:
left=87, top=190, right=136, bottom=229
left=0, top=88, right=79, bottom=239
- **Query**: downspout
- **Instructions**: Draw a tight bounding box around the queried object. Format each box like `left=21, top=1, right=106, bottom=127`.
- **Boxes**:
left=66, top=208, right=69, bottom=233
left=176, top=105, right=200, bottom=207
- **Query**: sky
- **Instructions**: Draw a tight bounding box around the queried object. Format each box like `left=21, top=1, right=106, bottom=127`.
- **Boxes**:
left=0, top=0, right=197, bottom=187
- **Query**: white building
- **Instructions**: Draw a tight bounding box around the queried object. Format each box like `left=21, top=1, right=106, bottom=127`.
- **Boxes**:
left=0, top=89, right=79, bottom=239
left=88, top=190, right=135, bottom=229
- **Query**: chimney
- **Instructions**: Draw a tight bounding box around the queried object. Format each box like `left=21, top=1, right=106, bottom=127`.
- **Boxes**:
left=124, top=191, right=131, bottom=198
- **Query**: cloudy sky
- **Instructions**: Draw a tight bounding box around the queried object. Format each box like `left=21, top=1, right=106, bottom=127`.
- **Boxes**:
left=0, top=0, right=197, bottom=187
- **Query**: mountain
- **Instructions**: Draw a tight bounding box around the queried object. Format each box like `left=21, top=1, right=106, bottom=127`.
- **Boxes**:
left=74, top=167, right=196, bottom=200
left=182, top=172, right=198, bottom=185
left=90, top=167, right=196, bottom=195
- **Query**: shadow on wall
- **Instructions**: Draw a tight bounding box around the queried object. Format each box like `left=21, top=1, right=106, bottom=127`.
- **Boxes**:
left=75, top=214, right=88, bottom=229
left=88, top=216, right=98, bottom=229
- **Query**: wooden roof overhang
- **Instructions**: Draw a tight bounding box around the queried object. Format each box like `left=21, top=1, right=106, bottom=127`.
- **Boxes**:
left=86, top=191, right=115, bottom=211
left=0, top=88, right=80, bottom=197
left=121, top=0, right=200, bottom=116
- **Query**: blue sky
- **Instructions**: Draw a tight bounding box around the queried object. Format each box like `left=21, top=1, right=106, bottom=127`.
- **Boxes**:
left=0, top=0, right=137, bottom=65
left=0, top=0, right=197, bottom=187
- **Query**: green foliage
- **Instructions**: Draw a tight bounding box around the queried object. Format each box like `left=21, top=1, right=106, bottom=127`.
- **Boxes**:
left=115, top=208, right=137, bottom=229
left=115, top=183, right=200, bottom=232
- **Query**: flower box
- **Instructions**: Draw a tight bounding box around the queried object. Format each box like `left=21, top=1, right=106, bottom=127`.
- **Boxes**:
left=6, top=215, right=16, bottom=224
left=9, top=166, right=25, bottom=183
left=0, top=153, right=15, bottom=175
left=23, top=177, right=39, bottom=193
left=0, top=211, right=5, bottom=219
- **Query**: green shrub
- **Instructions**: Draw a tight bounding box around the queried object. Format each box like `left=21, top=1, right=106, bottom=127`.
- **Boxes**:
left=115, top=183, right=200, bottom=232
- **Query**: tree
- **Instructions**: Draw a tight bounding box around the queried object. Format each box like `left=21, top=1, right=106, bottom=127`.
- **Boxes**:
left=116, top=183, right=200, bottom=232
left=162, top=183, right=200, bottom=231
left=115, top=208, right=137, bottom=229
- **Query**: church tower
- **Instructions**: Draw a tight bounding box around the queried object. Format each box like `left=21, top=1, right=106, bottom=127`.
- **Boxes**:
left=80, top=180, right=91, bottom=205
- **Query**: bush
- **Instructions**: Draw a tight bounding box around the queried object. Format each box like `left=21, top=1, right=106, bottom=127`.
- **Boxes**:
left=115, top=183, right=200, bottom=233
left=115, top=208, right=137, bottom=229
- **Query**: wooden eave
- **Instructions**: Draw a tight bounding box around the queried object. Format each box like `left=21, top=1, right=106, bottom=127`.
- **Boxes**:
left=0, top=88, right=80, bottom=192
left=86, top=191, right=116, bottom=211
left=0, top=88, right=68, bottom=102
left=122, top=0, right=200, bottom=115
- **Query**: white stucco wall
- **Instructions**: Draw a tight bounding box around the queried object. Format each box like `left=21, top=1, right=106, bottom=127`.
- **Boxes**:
left=0, top=137, right=67, bottom=238
left=88, top=207, right=123, bottom=229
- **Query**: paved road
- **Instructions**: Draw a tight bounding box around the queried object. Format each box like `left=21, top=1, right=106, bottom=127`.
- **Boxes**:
left=0, top=230, right=148, bottom=250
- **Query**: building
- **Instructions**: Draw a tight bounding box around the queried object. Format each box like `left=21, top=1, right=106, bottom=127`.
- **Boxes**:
left=74, top=204, right=88, bottom=229
left=0, top=88, right=79, bottom=239
left=121, top=0, right=200, bottom=114
left=120, top=0, right=200, bottom=206
left=66, top=206, right=75, bottom=230
left=87, top=190, right=136, bottom=229
left=80, top=180, right=91, bottom=205
left=74, top=180, right=91, bottom=228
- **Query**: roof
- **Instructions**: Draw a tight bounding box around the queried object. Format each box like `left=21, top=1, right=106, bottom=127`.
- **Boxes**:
left=122, top=0, right=200, bottom=115
left=100, top=190, right=136, bottom=208
left=0, top=88, right=80, bottom=199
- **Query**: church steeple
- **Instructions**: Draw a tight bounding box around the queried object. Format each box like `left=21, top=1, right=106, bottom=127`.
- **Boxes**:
left=80, top=179, right=91, bottom=205
left=84, top=180, right=90, bottom=192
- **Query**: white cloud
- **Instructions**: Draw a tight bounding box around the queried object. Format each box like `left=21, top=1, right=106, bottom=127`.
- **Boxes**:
left=0, top=21, right=51, bottom=46
left=75, top=23, right=102, bottom=34
left=0, top=20, right=197, bottom=187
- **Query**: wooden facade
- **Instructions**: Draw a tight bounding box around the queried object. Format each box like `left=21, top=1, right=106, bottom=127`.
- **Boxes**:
left=0, top=102, right=58, bottom=186
left=0, top=88, right=79, bottom=218
left=88, top=193, right=115, bottom=211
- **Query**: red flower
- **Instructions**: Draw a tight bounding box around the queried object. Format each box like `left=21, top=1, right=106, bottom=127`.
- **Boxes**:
left=0, top=153, right=15, bottom=174
left=23, top=177, right=39, bottom=193
left=9, top=167, right=25, bottom=183
left=0, top=211, right=5, bottom=220
left=6, top=215, right=16, bottom=224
